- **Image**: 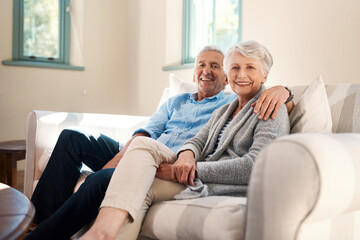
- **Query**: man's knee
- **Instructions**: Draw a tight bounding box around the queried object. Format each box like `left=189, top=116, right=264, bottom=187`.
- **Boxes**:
left=85, top=168, right=114, bottom=189
left=58, top=129, right=82, bottom=142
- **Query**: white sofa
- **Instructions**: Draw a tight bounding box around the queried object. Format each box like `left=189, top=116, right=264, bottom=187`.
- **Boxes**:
left=24, top=76, right=360, bottom=239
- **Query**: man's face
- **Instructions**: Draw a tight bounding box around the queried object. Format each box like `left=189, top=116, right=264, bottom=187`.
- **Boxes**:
left=193, top=51, right=228, bottom=100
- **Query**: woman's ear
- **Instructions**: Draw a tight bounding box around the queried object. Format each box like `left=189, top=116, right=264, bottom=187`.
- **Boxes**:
left=261, top=76, right=268, bottom=84
left=224, top=76, right=229, bottom=85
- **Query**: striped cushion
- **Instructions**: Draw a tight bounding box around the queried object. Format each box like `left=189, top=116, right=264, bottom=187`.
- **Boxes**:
left=289, top=76, right=332, bottom=133
left=326, top=84, right=360, bottom=133
left=139, top=196, right=247, bottom=240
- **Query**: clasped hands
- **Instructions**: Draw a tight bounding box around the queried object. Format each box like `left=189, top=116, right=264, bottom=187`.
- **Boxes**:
left=156, top=150, right=196, bottom=186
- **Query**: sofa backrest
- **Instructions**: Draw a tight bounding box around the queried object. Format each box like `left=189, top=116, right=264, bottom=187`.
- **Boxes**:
left=292, top=84, right=360, bottom=134
left=165, top=73, right=360, bottom=134
left=326, top=84, right=360, bottom=133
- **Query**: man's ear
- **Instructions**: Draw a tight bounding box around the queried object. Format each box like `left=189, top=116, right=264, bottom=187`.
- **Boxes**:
left=193, top=73, right=196, bottom=83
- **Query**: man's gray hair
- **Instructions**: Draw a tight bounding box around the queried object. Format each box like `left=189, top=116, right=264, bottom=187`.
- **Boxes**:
left=195, top=45, right=224, bottom=64
left=223, top=40, right=273, bottom=76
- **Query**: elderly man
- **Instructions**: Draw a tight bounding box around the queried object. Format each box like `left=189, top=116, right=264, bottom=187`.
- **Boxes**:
left=26, top=45, right=293, bottom=240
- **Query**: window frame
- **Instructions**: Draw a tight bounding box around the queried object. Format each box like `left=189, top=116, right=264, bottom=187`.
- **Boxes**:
left=3, top=0, right=83, bottom=70
left=182, top=0, right=242, bottom=64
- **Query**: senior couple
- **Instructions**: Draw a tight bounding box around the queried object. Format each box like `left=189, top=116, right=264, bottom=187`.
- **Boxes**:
left=26, top=40, right=291, bottom=240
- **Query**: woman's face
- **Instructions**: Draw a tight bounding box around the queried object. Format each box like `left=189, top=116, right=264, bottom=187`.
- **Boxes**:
left=227, top=52, right=268, bottom=101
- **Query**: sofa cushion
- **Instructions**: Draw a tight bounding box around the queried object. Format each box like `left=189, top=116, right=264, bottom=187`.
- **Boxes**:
left=139, top=196, right=246, bottom=240
left=289, top=75, right=333, bottom=133
left=326, top=84, right=360, bottom=133
left=169, top=73, right=197, bottom=97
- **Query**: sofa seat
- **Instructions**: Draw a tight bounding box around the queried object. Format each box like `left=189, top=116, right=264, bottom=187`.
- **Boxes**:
left=139, top=196, right=247, bottom=240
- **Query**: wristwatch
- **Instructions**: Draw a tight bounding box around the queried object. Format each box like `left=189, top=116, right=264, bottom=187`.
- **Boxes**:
left=284, top=87, right=294, bottom=104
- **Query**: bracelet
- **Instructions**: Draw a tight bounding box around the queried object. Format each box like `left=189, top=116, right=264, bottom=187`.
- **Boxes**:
left=284, top=86, right=294, bottom=104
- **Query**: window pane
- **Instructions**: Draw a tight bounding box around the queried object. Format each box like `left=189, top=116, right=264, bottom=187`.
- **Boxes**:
left=214, top=0, right=240, bottom=53
left=23, top=0, right=59, bottom=59
left=189, top=0, right=214, bottom=60
left=188, top=0, right=240, bottom=60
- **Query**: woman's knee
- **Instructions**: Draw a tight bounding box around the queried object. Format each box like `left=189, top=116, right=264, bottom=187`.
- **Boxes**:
left=130, top=136, right=155, bottom=148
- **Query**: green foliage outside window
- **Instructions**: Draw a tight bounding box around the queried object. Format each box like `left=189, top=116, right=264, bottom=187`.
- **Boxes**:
left=183, top=0, right=242, bottom=64
left=23, top=0, right=59, bottom=59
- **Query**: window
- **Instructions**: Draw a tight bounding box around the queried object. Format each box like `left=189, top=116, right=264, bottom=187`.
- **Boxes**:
left=3, top=0, right=83, bottom=70
left=182, top=0, right=242, bottom=64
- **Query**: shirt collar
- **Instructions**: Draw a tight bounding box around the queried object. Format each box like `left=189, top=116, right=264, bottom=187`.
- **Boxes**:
left=189, top=90, right=225, bottom=103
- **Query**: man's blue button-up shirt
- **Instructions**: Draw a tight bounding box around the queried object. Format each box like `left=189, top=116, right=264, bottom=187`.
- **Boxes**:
left=134, top=91, right=236, bottom=153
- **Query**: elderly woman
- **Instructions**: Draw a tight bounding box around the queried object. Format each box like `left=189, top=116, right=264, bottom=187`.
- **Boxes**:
left=82, top=40, right=290, bottom=240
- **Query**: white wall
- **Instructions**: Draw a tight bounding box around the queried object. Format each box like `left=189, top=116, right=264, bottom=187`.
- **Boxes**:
left=0, top=0, right=130, bottom=141
left=131, top=0, right=360, bottom=116
left=242, top=0, right=360, bottom=86
left=1, top=0, right=360, bottom=141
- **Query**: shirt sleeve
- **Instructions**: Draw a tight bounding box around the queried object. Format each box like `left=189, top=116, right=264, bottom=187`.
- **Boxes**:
left=177, top=112, right=214, bottom=158
left=133, top=100, right=171, bottom=140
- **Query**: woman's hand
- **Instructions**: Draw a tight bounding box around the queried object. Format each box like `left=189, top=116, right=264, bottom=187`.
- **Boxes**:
left=252, top=85, right=293, bottom=120
left=171, top=150, right=196, bottom=186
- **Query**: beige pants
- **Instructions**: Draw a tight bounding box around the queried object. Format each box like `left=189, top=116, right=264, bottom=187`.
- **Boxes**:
left=100, top=137, right=186, bottom=240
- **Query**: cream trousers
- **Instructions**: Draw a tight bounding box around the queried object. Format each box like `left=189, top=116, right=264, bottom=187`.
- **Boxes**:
left=100, top=136, right=186, bottom=240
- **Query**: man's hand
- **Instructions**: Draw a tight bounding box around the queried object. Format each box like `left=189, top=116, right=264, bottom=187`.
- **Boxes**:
left=155, top=163, right=174, bottom=181
left=252, top=85, right=291, bottom=120
left=171, top=150, right=196, bottom=186
left=102, top=151, right=123, bottom=169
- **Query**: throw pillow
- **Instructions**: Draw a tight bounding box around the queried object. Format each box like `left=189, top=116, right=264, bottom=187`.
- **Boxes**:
left=289, top=75, right=333, bottom=133
left=169, top=73, right=197, bottom=97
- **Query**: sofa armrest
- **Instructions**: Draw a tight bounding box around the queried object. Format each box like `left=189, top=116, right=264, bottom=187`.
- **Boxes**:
left=24, top=110, right=149, bottom=199
left=246, top=133, right=360, bottom=240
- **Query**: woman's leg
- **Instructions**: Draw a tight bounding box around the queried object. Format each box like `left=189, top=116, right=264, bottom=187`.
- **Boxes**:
left=81, top=137, right=179, bottom=240
left=31, top=129, right=120, bottom=223
left=116, top=178, right=185, bottom=239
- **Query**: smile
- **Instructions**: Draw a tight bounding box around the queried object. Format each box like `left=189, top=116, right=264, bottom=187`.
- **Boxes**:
left=200, top=78, right=214, bottom=82
left=235, top=81, right=252, bottom=86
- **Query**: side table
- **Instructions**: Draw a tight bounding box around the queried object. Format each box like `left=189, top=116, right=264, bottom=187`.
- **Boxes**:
left=0, top=183, right=35, bottom=240
left=0, top=140, right=26, bottom=188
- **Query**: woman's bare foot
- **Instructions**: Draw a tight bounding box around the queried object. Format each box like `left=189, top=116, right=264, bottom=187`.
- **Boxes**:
left=80, top=207, right=129, bottom=240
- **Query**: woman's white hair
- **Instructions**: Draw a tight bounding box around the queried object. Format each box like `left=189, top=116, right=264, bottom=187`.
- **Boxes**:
left=223, top=40, right=273, bottom=76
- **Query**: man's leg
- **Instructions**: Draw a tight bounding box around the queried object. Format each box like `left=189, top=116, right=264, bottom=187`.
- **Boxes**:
left=25, top=168, right=115, bottom=240
left=31, top=129, right=120, bottom=223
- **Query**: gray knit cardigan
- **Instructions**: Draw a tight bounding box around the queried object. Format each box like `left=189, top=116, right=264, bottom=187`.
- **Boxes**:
left=176, top=87, right=290, bottom=198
